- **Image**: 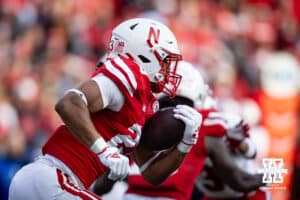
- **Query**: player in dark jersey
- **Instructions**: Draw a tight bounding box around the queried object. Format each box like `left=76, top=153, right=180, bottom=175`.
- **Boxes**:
left=9, top=18, right=202, bottom=200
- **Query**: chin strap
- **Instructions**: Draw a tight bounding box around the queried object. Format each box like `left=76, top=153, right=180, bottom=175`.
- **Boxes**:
left=139, top=149, right=167, bottom=173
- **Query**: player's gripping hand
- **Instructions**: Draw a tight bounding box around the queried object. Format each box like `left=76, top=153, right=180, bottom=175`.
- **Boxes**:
left=226, top=121, right=250, bottom=150
left=91, top=138, right=129, bottom=181
left=97, top=146, right=129, bottom=181
left=173, top=105, right=202, bottom=153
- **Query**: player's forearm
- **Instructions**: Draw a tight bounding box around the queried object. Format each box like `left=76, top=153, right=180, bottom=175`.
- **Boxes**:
left=227, top=171, right=264, bottom=192
left=238, top=138, right=257, bottom=159
left=55, top=93, right=99, bottom=147
left=240, top=172, right=264, bottom=190
left=141, top=147, right=186, bottom=185
left=93, top=172, right=117, bottom=195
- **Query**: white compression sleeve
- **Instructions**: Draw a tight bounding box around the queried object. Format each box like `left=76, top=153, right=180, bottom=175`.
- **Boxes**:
left=92, top=74, right=125, bottom=112
left=65, top=89, right=88, bottom=106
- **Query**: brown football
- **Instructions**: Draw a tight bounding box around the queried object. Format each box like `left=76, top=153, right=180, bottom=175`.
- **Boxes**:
left=139, top=107, right=185, bottom=151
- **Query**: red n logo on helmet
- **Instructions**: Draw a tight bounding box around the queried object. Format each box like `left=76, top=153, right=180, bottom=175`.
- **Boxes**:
left=147, top=26, right=160, bottom=48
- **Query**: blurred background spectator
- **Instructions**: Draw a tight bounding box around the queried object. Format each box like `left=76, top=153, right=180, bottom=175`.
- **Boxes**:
left=0, top=0, right=299, bottom=200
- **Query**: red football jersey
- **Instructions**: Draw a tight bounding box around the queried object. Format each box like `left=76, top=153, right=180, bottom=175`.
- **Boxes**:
left=42, top=56, right=157, bottom=189
left=126, top=109, right=227, bottom=200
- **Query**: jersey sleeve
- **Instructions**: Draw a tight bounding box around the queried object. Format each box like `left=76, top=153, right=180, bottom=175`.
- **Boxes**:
left=92, top=73, right=124, bottom=112
left=93, top=56, right=138, bottom=99
left=202, top=111, right=227, bottom=138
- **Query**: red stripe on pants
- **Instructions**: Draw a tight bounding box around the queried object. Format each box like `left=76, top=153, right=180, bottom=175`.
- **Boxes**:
left=56, top=168, right=102, bottom=200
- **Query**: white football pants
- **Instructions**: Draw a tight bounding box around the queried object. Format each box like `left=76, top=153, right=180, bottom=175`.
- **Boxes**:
left=9, top=155, right=101, bottom=200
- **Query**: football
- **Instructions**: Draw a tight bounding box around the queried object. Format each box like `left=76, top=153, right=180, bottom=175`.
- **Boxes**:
left=139, top=107, right=185, bottom=151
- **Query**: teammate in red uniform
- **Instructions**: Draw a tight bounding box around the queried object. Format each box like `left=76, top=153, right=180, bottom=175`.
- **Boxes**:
left=8, top=18, right=202, bottom=200
left=195, top=110, right=272, bottom=200
left=93, top=61, right=264, bottom=200
left=195, top=104, right=272, bottom=200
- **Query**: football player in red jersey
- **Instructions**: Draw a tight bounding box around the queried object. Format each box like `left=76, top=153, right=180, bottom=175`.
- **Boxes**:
left=195, top=110, right=272, bottom=200
left=9, top=18, right=202, bottom=200
left=93, top=61, right=265, bottom=200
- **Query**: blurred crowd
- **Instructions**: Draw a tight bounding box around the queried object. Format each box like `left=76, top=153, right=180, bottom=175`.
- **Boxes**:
left=0, top=0, right=300, bottom=199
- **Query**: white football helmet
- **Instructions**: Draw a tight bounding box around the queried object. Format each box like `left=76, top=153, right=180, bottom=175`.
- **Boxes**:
left=107, top=18, right=182, bottom=97
left=203, top=95, right=218, bottom=109
left=176, top=61, right=209, bottom=108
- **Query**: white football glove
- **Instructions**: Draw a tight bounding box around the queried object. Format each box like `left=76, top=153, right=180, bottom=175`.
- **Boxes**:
left=97, top=146, right=130, bottom=181
left=173, top=104, right=202, bottom=153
